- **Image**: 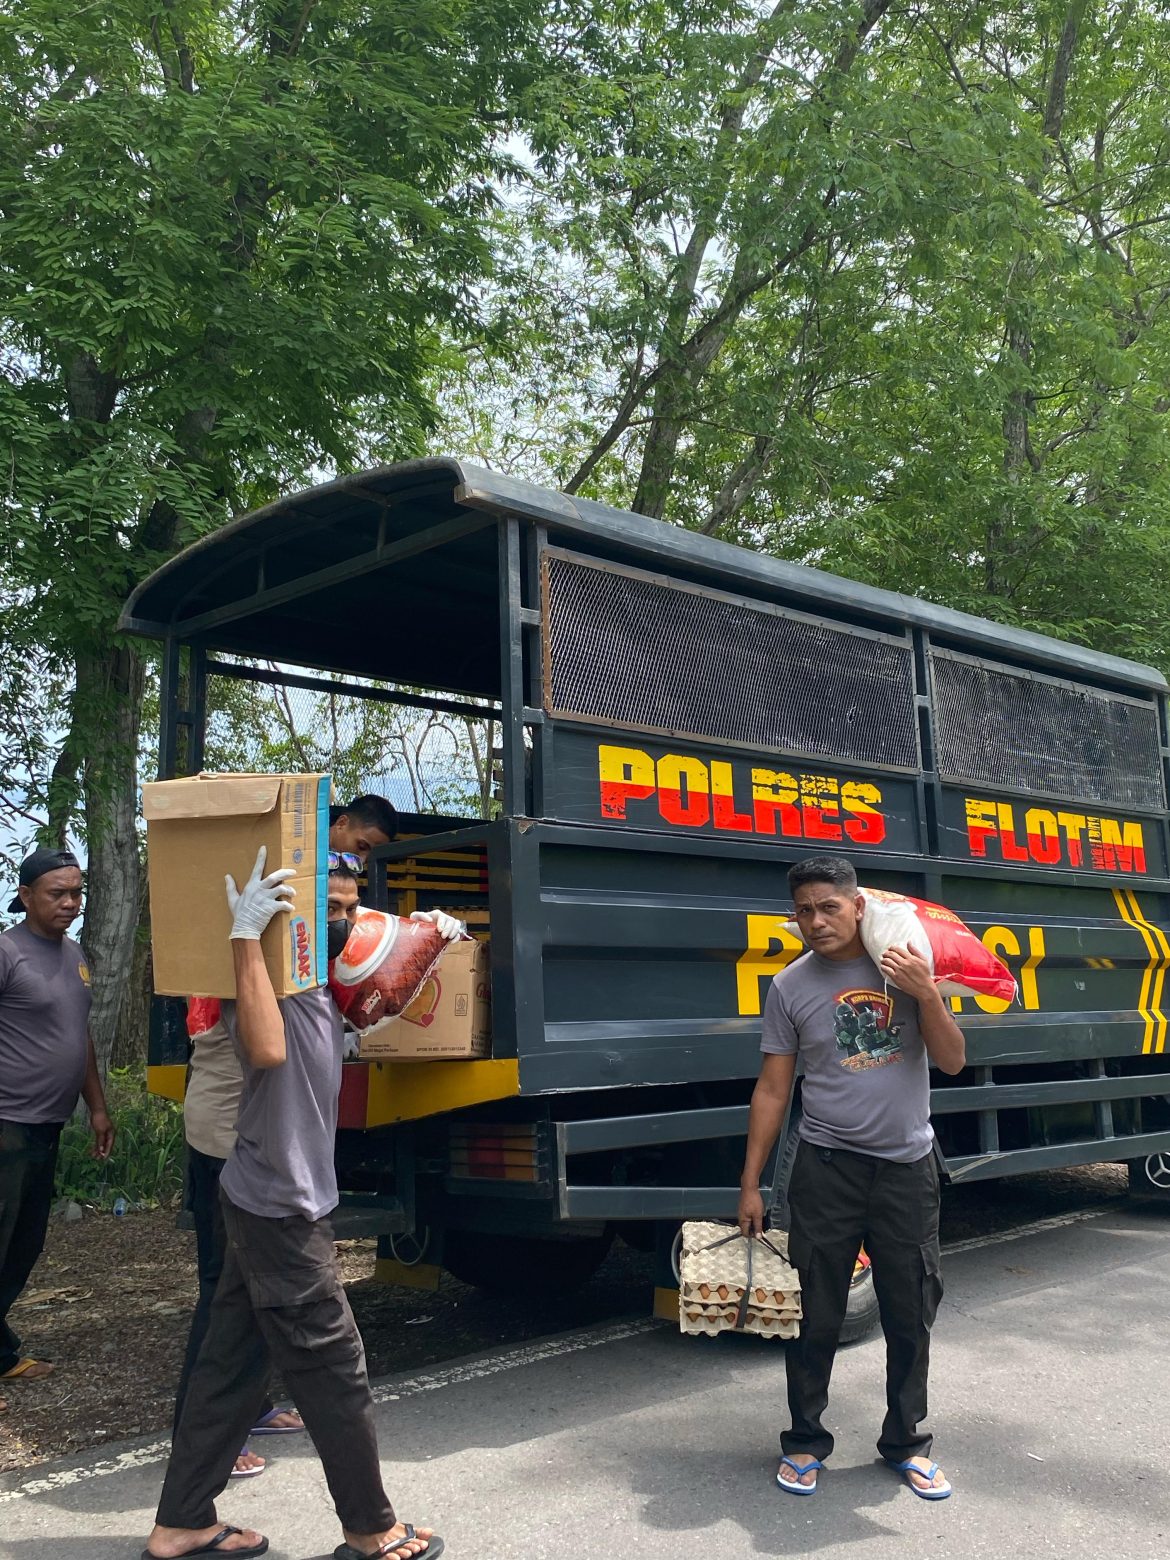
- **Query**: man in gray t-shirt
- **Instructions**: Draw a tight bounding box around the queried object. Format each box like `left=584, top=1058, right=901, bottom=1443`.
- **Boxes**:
left=147, top=848, right=444, bottom=1560
left=761, top=948, right=933, bottom=1163
left=1, top=849, right=113, bottom=1407
left=218, top=983, right=342, bottom=1221
left=738, top=855, right=966, bottom=1503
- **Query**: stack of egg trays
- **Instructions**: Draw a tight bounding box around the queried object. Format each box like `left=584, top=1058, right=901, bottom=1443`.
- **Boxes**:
left=678, top=1220, right=802, bottom=1339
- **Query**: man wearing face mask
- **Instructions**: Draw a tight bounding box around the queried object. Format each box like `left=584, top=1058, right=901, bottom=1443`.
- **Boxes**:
left=172, top=790, right=458, bottom=1481
left=172, top=861, right=363, bottom=1475
left=146, top=848, right=454, bottom=1560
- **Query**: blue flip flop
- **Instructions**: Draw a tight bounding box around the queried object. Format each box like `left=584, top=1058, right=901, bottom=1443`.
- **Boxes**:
left=887, top=1458, right=952, bottom=1499
left=777, top=1455, right=823, bottom=1494
left=249, top=1407, right=304, bottom=1436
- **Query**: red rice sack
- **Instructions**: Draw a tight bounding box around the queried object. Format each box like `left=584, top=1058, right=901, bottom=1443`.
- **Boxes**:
left=858, top=888, right=1016, bottom=1004
left=187, top=996, right=222, bottom=1038
left=327, top=909, right=447, bottom=1032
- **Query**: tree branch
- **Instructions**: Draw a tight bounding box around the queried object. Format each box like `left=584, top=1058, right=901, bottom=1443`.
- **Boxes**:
left=701, top=435, right=775, bottom=536
left=161, top=1, right=197, bottom=94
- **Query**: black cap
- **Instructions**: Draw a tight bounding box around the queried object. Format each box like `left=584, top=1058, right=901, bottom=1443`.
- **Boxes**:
left=8, top=848, right=81, bottom=914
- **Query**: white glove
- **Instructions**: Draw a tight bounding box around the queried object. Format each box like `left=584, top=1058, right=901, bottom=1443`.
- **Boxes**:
left=410, top=908, right=464, bottom=942
left=226, top=846, right=296, bottom=940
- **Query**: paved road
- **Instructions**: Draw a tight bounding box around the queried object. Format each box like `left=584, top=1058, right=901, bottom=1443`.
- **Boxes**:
left=3, top=1196, right=1169, bottom=1560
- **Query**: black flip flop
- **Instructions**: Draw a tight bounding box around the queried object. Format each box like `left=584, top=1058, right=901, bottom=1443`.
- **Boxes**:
left=334, top=1529, right=444, bottom=1560
left=143, top=1526, right=269, bottom=1560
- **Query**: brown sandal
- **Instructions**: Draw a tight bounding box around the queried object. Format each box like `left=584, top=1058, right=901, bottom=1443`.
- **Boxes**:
left=0, top=1357, right=55, bottom=1381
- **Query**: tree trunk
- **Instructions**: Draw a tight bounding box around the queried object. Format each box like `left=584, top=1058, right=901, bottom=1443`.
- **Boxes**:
left=113, top=870, right=153, bottom=1069
left=993, top=0, right=1086, bottom=598
left=76, top=637, right=146, bottom=1077
left=627, top=0, right=892, bottom=522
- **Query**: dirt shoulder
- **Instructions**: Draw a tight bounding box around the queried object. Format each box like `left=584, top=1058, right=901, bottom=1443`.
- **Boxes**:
left=0, top=1207, right=653, bottom=1474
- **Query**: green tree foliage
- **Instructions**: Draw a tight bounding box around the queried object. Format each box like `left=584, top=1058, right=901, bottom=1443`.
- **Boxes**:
left=444, top=0, right=1170, bottom=661
left=0, top=0, right=544, bottom=1067
left=202, top=666, right=499, bottom=817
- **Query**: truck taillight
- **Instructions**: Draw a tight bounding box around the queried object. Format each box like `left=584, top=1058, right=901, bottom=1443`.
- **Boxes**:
left=449, top=1123, right=541, bottom=1182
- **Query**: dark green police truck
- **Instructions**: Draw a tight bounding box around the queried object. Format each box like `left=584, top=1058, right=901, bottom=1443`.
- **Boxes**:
left=123, top=458, right=1170, bottom=1335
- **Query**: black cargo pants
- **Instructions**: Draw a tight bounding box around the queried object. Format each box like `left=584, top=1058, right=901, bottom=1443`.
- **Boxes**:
left=156, top=1195, right=394, bottom=1535
left=782, top=1140, right=943, bottom=1464
left=0, top=1120, right=62, bottom=1376
left=172, top=1146, right=274, bottom=1439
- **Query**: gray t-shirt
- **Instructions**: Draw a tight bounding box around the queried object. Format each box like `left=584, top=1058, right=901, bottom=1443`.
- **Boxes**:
left=761, top=949, right=932, bottom=1163
left=219, top=984, right=342, bottom=1221
left=0, top=923, right=92, bottom=1124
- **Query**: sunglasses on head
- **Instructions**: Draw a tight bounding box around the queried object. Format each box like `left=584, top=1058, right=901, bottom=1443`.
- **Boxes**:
left=327, top=851, right=363, bottom=873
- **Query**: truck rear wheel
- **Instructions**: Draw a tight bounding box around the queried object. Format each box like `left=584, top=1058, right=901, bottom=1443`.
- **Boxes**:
left=839, top=1253, right=880, bottom=1344
left=1128, top=1152, right=1170, bottom=1201
left=442, top=1227, right=615, bottom=1298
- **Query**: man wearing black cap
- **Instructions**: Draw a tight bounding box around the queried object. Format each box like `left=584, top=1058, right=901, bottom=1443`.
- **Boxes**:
left=0, top=849, right=114, bottom=1405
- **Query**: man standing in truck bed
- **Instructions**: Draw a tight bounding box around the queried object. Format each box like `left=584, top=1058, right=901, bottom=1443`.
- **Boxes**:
left=737, top=855, right=965, bottom=1501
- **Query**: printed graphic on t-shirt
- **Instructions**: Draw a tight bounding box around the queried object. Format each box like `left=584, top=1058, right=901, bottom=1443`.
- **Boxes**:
left=833, top=987, right=903, bottom=1070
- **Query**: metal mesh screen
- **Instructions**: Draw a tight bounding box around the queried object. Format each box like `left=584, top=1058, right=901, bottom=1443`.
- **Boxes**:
left=543, top=552, right=920, bottom=771
left=931, top=650, right=1165, bottom=810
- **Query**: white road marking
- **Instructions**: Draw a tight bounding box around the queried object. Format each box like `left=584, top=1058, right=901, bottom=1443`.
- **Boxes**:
left=0, top=1318, right=656, bottom=1504
left=941, top=1203, right=1114, bottom=1255
left=369, top=1317, right=656, bottom=1406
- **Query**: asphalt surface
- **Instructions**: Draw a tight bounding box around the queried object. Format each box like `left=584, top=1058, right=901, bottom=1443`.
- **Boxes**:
left=2, top=1186, right=1168, bottom=1560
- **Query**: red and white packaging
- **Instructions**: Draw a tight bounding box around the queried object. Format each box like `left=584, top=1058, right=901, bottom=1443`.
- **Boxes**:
left=786, top=888, right=1017, bottom=1004
left=186, top=996, right=222, bottom=1038
left=327, top=909, right=447, bottom=1034
left=858, top=888, right=1016, bottom=1004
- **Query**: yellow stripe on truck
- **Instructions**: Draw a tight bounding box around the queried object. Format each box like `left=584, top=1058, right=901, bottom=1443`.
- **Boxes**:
left=1123, top=889, right=1170, bottom=1054
left=1112, top=889, right=1165, bottom=1054
left=363, top=1057, right=520, bottom=1127
left=148, top=1057, right=521, bottom=1120
left=147, top=1063, right=187, bottom=1102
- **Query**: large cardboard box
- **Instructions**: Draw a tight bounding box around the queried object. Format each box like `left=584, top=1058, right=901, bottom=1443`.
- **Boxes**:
left=359, top=937, right=491, bottom=1060
left=143, top=772, right=331, bottom=998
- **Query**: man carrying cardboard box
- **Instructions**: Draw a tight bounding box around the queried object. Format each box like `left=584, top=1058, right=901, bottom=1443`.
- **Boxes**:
left=174, top=860, right=363, bottom=1479
left=145, top=849, right=451, bottom=1560
left=169, top=785, right=399, bottom=1475
left=171, top=790, right=459, bottom=1480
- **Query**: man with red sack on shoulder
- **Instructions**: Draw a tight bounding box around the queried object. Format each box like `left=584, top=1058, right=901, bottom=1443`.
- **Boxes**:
left=737, top=855, right=965, bottom=1502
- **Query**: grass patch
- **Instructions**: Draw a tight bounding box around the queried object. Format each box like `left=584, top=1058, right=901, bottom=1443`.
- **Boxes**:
left=56, top=1066, right=185, bottom=1210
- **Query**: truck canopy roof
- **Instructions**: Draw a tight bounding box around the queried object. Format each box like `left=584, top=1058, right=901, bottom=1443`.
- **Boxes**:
left=120, top=457, right=1167, bottom=697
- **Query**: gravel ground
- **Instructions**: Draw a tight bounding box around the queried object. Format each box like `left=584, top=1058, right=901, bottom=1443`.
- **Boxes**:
left=0, top=1160, right=1132, bottom=1474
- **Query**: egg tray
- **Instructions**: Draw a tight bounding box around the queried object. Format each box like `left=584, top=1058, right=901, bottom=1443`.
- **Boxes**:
left=678, top=1220, right=801, bottom=1340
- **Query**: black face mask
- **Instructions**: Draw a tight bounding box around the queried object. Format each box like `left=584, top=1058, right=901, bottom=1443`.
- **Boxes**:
left=327, top=918, right=352, bottom=961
